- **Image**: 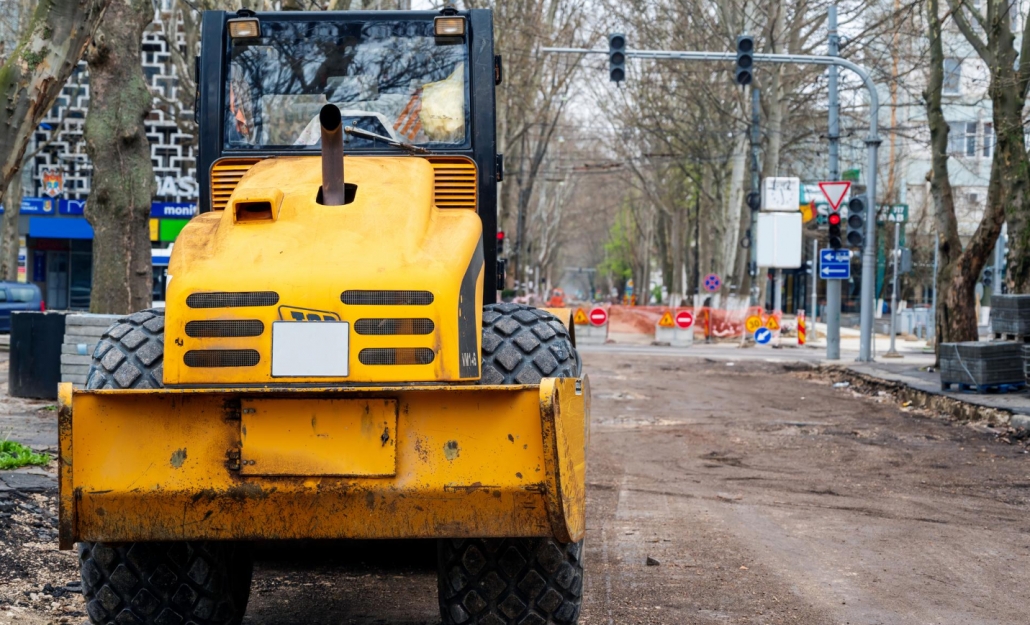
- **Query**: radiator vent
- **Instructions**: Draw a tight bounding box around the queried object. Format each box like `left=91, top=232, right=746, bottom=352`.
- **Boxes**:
left=341, top=290, right=434, bottom=306
left=185, top=320, right=264, bottom=338
left=354, top=318, right=435, bottom=335
left=184, top=349, right=260, bottom=368
left=358, top=348, right=435, bottom=365
left=210, top=158, right=261, bottom=211
left=428, top=157, right=477, bottom=210
left=187, top=292, right=279, bottom=308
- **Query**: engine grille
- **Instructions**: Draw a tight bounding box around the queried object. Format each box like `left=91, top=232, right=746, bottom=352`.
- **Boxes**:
left=358, top=348, right=435, bottom=365
left=341, top=290, right=434, bottom=306
left=210, top=158, right=260, bottom=211
left=354, top=318, right=435, bottom=335
left=428, top=157, right=477, bottom=210
left=184, top=349, right=261, bottom=368
left=187, top=292, right=279, bottom=308
left=185, top=320, right=264, bottom=338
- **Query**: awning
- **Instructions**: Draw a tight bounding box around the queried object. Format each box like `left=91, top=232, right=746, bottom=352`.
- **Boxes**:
left=29, top=217, right=93, bottom=240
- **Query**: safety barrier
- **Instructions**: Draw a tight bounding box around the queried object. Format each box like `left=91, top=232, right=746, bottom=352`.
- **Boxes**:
left=571, top=304, right=788, bottom=345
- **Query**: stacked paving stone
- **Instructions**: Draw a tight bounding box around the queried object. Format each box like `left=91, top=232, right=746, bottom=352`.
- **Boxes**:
left=60, top=314, right=120, bottom=387
left=990, top=294, right=1030, bottom=339
left=940, top=341, right=1025, bottom=392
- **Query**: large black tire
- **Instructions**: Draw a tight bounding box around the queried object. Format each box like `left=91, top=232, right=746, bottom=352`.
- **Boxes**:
left=85, top=309, right=165, bottom=390
left=80, top=310, right=253, bottom=625
left=479, top=303, right=581, bottom=384
left=438, top=538, right=584, bottom=625
left=78, top=541, right=253, bottom=625
left=436, top=304, right=584, bottom=625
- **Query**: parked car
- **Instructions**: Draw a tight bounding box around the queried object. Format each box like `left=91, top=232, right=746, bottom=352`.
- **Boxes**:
left=0, top=282, right=43, bottom=332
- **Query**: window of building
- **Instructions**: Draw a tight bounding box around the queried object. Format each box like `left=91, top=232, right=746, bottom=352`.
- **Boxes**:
left=966, top=122, right=978, bottom=156
left=983, top=122, right=994, bottom=157
left=943, top=58, right=962, bottom=94
left=948, top=122, right=966, bottom=154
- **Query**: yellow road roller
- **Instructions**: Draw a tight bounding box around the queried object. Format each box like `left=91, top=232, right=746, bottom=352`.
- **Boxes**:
left=57, top=7, right=588, bottom=625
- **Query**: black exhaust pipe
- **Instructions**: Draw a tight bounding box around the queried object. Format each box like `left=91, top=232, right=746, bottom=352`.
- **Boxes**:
left=319, top=104, right=345, bottom=205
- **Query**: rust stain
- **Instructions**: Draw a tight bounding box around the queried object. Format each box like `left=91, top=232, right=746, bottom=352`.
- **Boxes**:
left=507, top=433, right=515, bottom=443
left=443, top=440, right=460, bottom=461
left=170, top=448, right=187, bottom=468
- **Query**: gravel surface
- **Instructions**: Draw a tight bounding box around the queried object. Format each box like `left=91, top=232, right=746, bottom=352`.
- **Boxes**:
left=2, top=352, right=1029, bottom=624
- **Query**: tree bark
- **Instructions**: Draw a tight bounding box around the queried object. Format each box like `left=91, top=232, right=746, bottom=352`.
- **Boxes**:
left=926, top=0, right=1004, bottom=360
left=0, top=0, right=108, bottom=205
left=83, top=0, right=155, bottom=314
left=0, top=173, right=22, bottom=281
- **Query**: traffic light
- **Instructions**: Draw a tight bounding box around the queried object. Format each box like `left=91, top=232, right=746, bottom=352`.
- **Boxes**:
left=983, top=266, right=994, bottom=288
left=735, top=35, right=754, bottom=86
left=828, top=207, right=843, bottom=250
left=846, top=194, right=867, bottom=248
left=608, top=33, right=626, bottom=83
left=497, top=230, right=505, bottom=255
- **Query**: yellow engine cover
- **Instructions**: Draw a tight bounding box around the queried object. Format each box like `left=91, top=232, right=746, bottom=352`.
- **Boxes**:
left=164, top=156, right=484, bottom=386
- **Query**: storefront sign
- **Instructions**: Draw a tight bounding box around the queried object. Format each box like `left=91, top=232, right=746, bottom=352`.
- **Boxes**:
left=156, top=176, right=200, bottom=198
left=59, top=199, right=85, bottom=215
left=151, top=202, right=198, bottom=218
left=17, top=197, right=57, bottom=215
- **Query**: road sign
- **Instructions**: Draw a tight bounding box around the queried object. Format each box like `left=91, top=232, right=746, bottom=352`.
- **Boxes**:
left=745, top=315, right=763, bottom=333
left=881, top=204, right=909, bottom=223
left=765, top=316, right=780, bottom=331
left=573, top=308, right=589, bottom=325
left=658, top=311, right=675, bottom=328
left=588, top=307, right=608, bottom=326
left=819, top=248, right=851, bottom=280
left=703, top=273, right=721, bottom=292
left=674, top=310, right=694, bottom=329
left=761, top=177, right=800, bottom=211
left=818, top=181, right=851, bottom=210
left=754, top=327, right=772, bottom=344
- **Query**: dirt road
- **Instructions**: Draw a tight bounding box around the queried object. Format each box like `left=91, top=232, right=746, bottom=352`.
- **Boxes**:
left=2, top=352, right=1028, bottom=624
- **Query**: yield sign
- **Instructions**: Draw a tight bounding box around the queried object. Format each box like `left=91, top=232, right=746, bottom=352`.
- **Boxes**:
left=818, top=181, right=851, bottom=210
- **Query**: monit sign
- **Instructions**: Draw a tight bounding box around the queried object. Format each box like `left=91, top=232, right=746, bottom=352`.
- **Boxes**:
left=151, top=202, right=198, bottom=218
left=156, top=176, right=200, bottom=199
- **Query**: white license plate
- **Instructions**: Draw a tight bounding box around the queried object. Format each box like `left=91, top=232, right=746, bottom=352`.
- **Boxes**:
left=271, top=321, right=349, bottom=377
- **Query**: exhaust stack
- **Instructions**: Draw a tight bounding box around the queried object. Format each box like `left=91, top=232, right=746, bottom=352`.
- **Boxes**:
left=319, top=104, right=345, bottom=205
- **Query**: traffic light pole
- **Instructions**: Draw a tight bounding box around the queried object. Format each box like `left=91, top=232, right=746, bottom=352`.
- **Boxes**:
left=825, top=6, right=841, bottom=361
left=542, top=40, right=882, bottom=361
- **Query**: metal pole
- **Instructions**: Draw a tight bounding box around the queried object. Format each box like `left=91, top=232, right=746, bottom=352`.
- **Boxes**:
left=929, top=240, right=938, bottom=344
left=542, top=42, right=882, bottom=356
left=811, top=238, right=818, bottom=322
left=826, top=6, right=841, bottom=361
left=993, top=222, right=1005, bottom=296
left=749, top=87, right=760, bottom=305
left=884, top=221, right=902, bottom=357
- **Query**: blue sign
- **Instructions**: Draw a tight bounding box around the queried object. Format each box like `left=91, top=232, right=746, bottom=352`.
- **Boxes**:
left=703, top=273, right=722, bottom=293
left=151, top=202, right=197, bottom=219
left=0, top=197, right=58, bottom=215
left=59, top=199, right=85, bottom=215
left=819, top=248, right=851, bottom=280
left=754, top=327, right=773, bottom=344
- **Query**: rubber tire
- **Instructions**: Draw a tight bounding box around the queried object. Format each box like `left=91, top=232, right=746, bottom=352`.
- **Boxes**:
left=479, top=303, right=581, bottom=384
left=437, top=538, right=584, bottom=625
left=80, top=310, right=254, bottom=625
left=436, top=304, right=584, bottom=624
left=78, top=541, right=253, bottom=625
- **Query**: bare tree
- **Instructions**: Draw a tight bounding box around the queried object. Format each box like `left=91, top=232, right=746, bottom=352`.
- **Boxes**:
left=83, top=0, right=157, bottom=314
left=925, top=0, right=1004, bottom=352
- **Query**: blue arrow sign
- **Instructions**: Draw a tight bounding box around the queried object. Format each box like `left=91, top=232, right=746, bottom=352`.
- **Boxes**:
left=754, top=327, right=773, bottom=344
left=819, top=248, right=851, bottom=280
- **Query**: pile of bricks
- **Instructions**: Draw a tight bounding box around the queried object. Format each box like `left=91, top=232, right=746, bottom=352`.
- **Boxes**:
left=60, top=314, right=120, bottom=388
left=991, top=294, right=1030, bottom=339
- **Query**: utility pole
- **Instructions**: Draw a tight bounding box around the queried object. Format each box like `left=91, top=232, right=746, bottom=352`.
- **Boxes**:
left=811, top=239, right=818, bottom=323
left=825, top=5, right=841, bottom=360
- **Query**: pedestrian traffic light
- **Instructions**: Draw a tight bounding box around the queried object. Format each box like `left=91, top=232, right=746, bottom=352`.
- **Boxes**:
left=608, top=33, right=626, bottom=83
left=735, top=35, right=754, bottom=86
left=828, top=207, right=843, bottom=250
left=497, top=230, right=505, bottom=254
left=846, top=194, right=867, bottom=248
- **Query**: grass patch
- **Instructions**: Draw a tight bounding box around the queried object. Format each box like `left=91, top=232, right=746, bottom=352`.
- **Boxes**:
left=0, top=440, right=50, bottom=470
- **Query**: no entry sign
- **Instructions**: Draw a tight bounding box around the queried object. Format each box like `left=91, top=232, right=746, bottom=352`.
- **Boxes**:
left=588, top=307, right=608, bottom=326
left=674, top=310, right=694, bottom=329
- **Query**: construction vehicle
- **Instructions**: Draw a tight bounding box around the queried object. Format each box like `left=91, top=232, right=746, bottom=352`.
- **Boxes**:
left=57, top=7, right=588, bottom=625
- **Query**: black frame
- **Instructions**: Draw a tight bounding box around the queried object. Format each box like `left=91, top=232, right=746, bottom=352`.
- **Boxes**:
left=197, top=9, right=498, bottom=300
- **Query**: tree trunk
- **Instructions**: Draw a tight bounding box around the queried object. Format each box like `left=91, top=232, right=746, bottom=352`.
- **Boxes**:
left=83, top=0, right=155, bottom=314
left=926, top=0, right=1004, bottom=360
left=0, top=0, right=108, bottom=205
left=0, top=173, right=23, bottom=281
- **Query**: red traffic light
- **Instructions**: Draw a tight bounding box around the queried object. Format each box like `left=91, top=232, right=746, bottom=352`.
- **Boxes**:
left=497, top=231, right=505, bottom=241
left=828, top=212, right=841, bottom=226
